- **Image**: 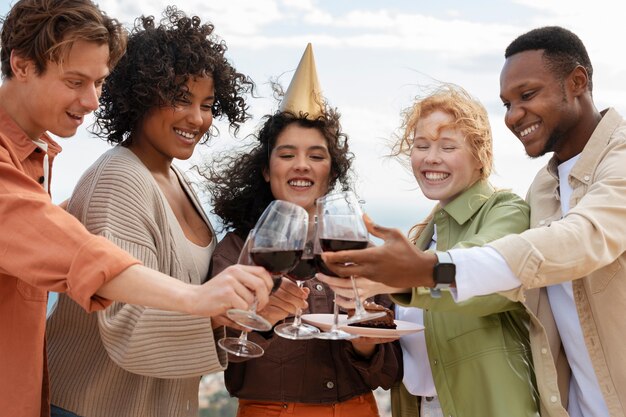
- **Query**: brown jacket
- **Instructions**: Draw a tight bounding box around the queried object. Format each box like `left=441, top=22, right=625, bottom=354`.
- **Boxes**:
left=212, top=232, right=402, bottom=403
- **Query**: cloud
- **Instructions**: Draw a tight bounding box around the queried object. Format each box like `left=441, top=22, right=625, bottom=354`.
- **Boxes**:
left=41, top=0, right=626, bottom=236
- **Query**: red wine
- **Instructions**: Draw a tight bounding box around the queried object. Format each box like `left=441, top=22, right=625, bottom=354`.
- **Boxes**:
left=271, top=277, right=282, bottom=294
left=320, top=238, right=368, bottom=252
left=314, top=254, right=338, bottom=277
left=287, top=258, right=317, bottom=282
left=250, top=249, right=302, bottom=275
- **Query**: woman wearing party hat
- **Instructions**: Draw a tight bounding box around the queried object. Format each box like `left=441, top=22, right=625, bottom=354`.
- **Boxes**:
left=204, top=44, right=401, bottom=417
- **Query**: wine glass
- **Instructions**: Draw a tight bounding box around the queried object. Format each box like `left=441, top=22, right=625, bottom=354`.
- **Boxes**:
left=274, top=219, right=321, bottom=340
left=313, top=215, right=358, bottom=341
left=218, top=200, right=308, bottom=357
left=316, top=191, right=385, bottom=325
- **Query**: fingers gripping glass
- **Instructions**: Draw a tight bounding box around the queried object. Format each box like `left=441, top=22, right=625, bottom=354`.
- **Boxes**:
left=274, top=219, right=321, bottom=340
left=316, top=191, right=385, bottom=325
left=218, top=200, right=308, bottom=357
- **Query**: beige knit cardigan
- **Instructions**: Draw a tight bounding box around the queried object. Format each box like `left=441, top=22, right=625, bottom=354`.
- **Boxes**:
left=46, top=146, right=226, bottom=417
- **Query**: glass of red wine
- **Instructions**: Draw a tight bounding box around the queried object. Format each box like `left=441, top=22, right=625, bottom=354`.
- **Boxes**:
left=218, top=200, right=308, bottom=357
left=274, top=219, right=321, bottom=340
left=312, top=217, right=358, bottom=341
left=315, top=191, right=385, bottom=325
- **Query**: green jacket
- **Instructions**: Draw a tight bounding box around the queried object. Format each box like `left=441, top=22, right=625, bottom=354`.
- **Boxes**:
left=391, top=180, right=539, bottom=417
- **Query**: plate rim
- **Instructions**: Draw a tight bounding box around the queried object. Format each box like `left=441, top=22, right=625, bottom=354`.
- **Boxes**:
left=301, top=313, right=424, bottom=337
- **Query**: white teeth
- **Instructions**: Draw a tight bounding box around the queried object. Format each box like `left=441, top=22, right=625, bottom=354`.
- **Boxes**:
left=520, top=123, right=539, bottom=137
left=289, top=180, right=313, bottom=187
left=424, top=172, right=449, bottom=181
left=174, top=128, right=196, bottom=139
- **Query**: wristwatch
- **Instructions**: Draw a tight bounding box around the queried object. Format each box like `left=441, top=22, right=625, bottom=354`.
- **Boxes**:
left=431, top=251, right=456, bottom=298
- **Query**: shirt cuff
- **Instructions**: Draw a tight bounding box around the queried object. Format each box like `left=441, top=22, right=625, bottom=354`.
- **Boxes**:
left=448, top=246, right=521, bottom=302
left=66, top=235, right=140, bottom=312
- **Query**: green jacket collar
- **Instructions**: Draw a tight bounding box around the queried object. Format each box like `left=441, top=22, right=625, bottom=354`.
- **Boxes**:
left=439, top=179, right=495, bottom=225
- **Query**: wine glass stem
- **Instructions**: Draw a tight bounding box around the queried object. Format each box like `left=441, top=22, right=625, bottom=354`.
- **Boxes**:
left=292, top=280, right=304, bottom=327
left=238, top=329, right=249, bottom=343
left=330, top=292, right=340, bottom=332
left=249, top=298, right=259, bottom=314
left=350, top=275, right=366, bottom=314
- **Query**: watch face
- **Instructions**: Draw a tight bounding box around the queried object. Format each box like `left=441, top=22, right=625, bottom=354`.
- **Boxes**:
left=435, top=263, right=456, bottom=285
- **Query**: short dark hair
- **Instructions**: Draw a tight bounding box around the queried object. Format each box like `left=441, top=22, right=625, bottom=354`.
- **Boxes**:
left=1, top=0, right=126, bottom=79
left=505, top=26, right=593, bottom=92
left=204, top=109, right=353, bottom=237
left=92, top=6, right=254, bottom=144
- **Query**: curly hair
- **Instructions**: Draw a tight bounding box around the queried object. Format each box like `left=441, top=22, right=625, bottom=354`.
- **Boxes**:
left=391, top=83, right=493, bottom=180
left=203, top=109, right=353, bottom=238
left=505, top=26, right=593, bottom=92
left=1, top=0, right=126, bottom=79
left=91, top=6, right=254, bottom=144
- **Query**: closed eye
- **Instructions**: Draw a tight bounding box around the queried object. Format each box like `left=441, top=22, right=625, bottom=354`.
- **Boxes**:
left=66, top=79, right=82, bottom=88
left=521, top=90, right=536, bottom=101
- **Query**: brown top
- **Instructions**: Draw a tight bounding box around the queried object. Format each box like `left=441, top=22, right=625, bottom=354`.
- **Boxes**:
left=212, top=232, right=402, bottom=404
left=0, top=106, right=139, bottom=417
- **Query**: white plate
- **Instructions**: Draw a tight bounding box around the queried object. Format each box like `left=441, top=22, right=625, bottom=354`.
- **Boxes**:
left=301, top=313, right=424, bottom=338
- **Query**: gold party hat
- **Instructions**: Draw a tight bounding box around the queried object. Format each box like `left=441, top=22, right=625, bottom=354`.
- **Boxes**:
left=279, top=43, right=323, bottom=119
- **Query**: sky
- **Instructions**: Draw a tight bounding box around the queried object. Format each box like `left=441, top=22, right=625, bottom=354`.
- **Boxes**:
left=3, top=0, right=626, bottom=235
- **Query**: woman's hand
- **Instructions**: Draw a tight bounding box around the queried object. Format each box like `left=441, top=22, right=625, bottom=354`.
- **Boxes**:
left=316, top=274, right=409, bottom=309
left=350, top=336, right=399, bottom=358
left=257, top=278, right=309, bottom=326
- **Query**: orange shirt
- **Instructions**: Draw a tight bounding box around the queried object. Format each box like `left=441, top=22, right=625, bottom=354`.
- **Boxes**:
left=0, top=106, right=140, bottom=417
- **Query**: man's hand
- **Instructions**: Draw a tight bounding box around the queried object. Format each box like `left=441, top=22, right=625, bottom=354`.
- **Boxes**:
left=321, top=215, right=437, bottom=288
left=198, top=264, right=275, bottom=315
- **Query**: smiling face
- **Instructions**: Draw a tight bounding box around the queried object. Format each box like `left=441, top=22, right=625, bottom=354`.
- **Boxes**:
left=263, top=123, right=332, bottom=216
left=131, top=75, right=215, bottom=165
left=411, top=110, right=483, bottom=206
left=500, top=49, right=583, bottom=160
left=14, top=40, right=110, bottom=139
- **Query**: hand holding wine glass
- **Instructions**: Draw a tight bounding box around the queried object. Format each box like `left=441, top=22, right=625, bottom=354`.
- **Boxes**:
left=218, top=200, right=308, bottom=358
left=274, top=219, right=321, bottom=340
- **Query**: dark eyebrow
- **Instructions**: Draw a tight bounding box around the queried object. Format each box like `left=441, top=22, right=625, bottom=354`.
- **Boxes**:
left=274, top=144, right=329, bottom=153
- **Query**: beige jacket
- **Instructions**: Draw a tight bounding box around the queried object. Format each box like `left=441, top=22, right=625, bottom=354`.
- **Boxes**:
left=492, top=108, right=626, bottom=416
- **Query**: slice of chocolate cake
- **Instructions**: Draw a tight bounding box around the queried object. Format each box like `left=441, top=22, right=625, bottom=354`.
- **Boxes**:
left=346, top=300, right=397, bottom=329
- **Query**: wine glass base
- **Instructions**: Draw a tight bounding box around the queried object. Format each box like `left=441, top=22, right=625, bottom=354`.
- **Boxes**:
left=274, top=323, right=320, bottom=340
left=341, top=311, right=386, bottom=325
left=218, top=337, right=264, bottom=358
left=227, top=308, right=272, bottom=331
left=314, top=329, right=359, bottom=340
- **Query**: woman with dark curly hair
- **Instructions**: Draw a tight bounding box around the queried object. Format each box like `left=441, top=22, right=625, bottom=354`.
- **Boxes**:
left=205, top=44, right=402, bottom=417
left=44, top=8, right=268, bottom=417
